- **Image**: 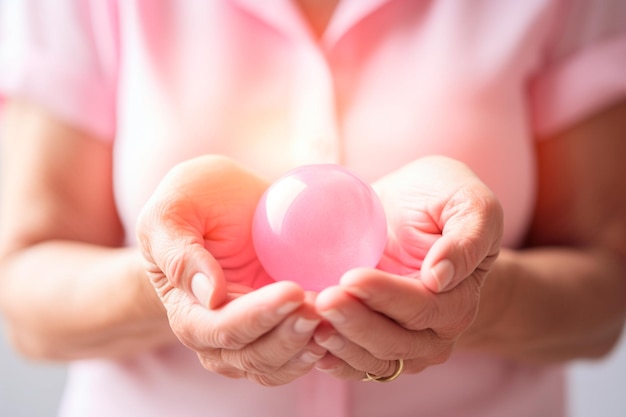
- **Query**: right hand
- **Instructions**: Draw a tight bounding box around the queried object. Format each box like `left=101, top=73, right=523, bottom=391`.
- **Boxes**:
left=312, top=156, right=503, bottom=380
left=136, top=155, right=324, bottom=386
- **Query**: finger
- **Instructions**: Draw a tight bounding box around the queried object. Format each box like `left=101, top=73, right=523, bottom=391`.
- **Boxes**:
left=169, top=280, right=304, bottom=355
left=221, top=300, right=321, bottom=374
left=315, top=284, right=453, bottom=366
left=420, top=183, right=503, bottom=293
left=197, top=353, right=246, bottom=380
left=201, top=281, right=306, bottom=350
left=314, top=352, right=366, bottom=380
left=246, top=341, right=326, bottom=387
left=315, top=352, right=418, bottom=382
left=340, top=268, right=479, bottom=335
left=136, top=200, right=229, bottom=309
left=314, top=323, right=396, bottom=380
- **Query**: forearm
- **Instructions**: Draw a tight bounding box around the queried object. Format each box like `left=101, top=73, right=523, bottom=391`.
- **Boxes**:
left=460, top=247, right=626, bottom=363
left=0, top=241, right=176, bottom=361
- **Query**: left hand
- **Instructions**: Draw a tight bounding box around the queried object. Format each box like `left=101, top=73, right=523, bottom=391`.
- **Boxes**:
left=313, top=156, right=503, bottom=380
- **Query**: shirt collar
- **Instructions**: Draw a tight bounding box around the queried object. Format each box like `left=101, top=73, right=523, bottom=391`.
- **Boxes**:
left=230, top=0, right=395, bottom=48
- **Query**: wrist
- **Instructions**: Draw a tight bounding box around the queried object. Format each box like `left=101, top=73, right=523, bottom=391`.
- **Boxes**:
left=457, top=249, right=518, bottom=351
left=123, top=247, right=169, bottom=321
left=106, top=247, right=177, bottom=354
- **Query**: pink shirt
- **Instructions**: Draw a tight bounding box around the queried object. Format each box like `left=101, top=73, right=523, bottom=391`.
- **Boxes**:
left=1, top=1, right=625, bottom=416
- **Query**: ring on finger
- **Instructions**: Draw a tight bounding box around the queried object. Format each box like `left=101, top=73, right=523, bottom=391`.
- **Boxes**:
left=362, top=359, right=404, bottom=383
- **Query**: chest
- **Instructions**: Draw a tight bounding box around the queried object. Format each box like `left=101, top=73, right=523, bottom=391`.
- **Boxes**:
left=113, top=0, right=546, bottom=247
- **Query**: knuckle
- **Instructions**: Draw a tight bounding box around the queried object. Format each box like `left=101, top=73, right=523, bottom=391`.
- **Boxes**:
left=253, top=373, right=283, bottom=387
left=237, top=350, right=277, bottom=374
left=202, top=358, right=244, bottom=379
left=211, top=328, right=246, bottom=350
left=371, top=341, right=406, bottom=361
left=399, top=289, right=441, bottom=330
left=457, top=235, right=487, bottom=274
left=161, top=241, right=195, bottom=287
left=451, top=189, right=503, bottom=260
left=456, top=184, right=501, bottom=220
left=247, top=306, right=277, bottom=330
left=403, top=301, right=439, bottom=331
left=218, top=341, right=284, bottom=375
left=148, top=272, right=173, bottom=300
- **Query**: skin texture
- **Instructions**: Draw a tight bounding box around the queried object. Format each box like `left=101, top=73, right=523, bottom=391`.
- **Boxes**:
left=136, top=156, right=325, bottom=385
left=135, top=154, right=502, bottom=383
left=0, top=94, right=625, bottom=387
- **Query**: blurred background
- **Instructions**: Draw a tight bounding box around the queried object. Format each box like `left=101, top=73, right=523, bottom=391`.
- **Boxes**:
left=0, top=1, right=624, bottom=416
left=1, top=321, right=625, bottom=416
left=0, top=324, right=67, bottom=417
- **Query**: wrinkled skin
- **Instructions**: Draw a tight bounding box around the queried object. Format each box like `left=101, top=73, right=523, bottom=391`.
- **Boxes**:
left=137, top=156, right=324, bottom=386
left=313, top=156, right=503, bottom=379
left=137, top=155, right=503, bottom=384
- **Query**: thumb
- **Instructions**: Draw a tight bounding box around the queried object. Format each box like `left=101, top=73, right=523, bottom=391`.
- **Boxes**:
left=137, top=225, right=228, bottom=311
left=420, top=192, right=503, bottom=293
left=420, top=235, right=500, bottom=293
left=191, top=272, right=228, bottom=311
left=184, top=246, right=228, bottom=309
left=149, top=237, right=228, bottom=309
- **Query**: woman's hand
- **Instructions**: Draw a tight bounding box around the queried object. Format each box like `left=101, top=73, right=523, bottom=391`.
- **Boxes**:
left=313, top=156, right=503, bottom=380
left=136, top=155, right=324, bottom=386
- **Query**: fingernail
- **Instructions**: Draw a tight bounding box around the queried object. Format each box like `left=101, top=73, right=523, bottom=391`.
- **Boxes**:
left=293, top=317, right=320, bottom=334
left=276, top=301, right=301, bottom=316
left=191, top=273, right=212, bottom=307
left=299, top=350, right=325, bottom=364
left=315, top=364, right=334, bottom=373
left=430, top=259, right=455, bottom=292
left=320, top=309, right=346, bottom=324
left=346, top=286, right=369, bottom=300
left=320, top=335, right=345, bottom=351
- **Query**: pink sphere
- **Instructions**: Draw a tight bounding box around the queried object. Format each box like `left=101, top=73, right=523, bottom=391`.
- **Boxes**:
left=252, top=164, right=387, bottom=291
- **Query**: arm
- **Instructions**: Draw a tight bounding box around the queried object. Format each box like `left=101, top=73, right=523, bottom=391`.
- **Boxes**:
left=311, top=103, right=626, bottom=381
left=0, top=99, right=175, bottom=360
left=461, top=101, right=626, bottom=362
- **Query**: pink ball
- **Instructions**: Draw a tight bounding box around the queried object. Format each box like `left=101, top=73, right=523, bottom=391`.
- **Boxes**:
left=252, top=164, right=387, bottom=291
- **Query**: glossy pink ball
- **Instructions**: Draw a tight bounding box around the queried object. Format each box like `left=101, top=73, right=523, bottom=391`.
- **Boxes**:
left=252, top=164, right=387, bottom=291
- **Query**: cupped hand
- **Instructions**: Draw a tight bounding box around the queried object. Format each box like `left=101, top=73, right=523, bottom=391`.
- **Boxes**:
left=136, top=155, right=324, bottom=386
left=313, top=156, right=503, bottom=380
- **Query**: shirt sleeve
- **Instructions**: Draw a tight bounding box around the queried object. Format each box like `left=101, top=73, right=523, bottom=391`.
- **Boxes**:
left=529, top=0, right=626, bottom=138
left=0, top=0, right=119, bottom=140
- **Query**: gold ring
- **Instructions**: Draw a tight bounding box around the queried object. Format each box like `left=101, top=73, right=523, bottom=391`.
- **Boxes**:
left=362, top=359, right=404, bottom=383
